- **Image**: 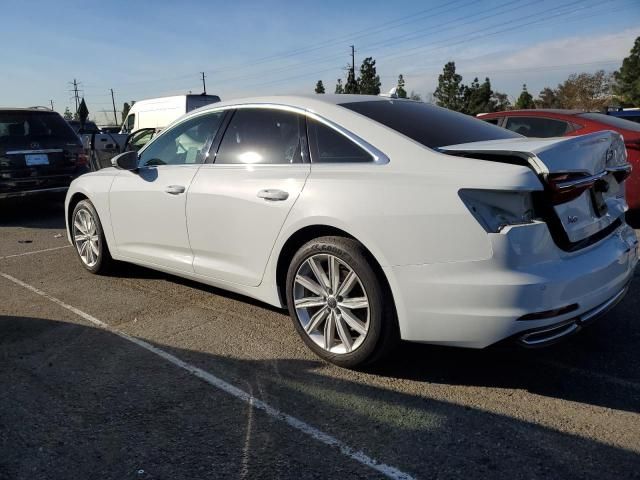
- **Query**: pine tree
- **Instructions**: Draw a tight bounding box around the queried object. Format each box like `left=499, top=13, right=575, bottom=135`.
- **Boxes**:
left=396, top=74, right=407, bottom=98
left=63, top=107, right=73, bottom=120
left=463, top=77, right=495, bottom=115
left=492, top=91, right=511, bottom=111
left=535, top=87, right=561, bottom=108
left=315, top=80, right=325, bottom=94
left=614, top=36, right=640, bottom=106
left=344, top=67, right=359, bottom=94
left=433, top=61, right=464, bottom=111
left=77, top=98, right=89, bottom=127
left=335, top=79, right=344, bottom=94
left=358, top=57, right=381, bottom=95
left=515, top=84, right=535, bottom=109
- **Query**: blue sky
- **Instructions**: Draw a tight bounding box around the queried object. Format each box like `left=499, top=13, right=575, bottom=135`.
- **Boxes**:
left=1, top=0, right=639, bottom=124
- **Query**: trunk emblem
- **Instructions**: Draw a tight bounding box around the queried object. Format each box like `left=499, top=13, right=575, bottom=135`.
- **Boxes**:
left=568, top=215, right=579, bottom=224
left=29, top=142, right=40, bottom=149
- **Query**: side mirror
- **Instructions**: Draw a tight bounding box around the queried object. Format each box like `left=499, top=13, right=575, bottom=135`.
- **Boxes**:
left=111, top=150, right=139, bottom=171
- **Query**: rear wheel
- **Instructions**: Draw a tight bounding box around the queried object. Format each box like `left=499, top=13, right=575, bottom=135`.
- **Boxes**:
left=286, top=236, right=398, bottom=368
left=71, top=199, right=113, bottom=274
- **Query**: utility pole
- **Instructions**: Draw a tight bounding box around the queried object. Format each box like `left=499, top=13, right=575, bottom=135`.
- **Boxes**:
left=201, top=72, right=207, bottom=94
left=350, top=45, right=355, bottom=75
left=110, top=89, right=118, bottom=125
left=50, top=100, right=54, bottom=111
left=72, top=79, right=80, bottom=114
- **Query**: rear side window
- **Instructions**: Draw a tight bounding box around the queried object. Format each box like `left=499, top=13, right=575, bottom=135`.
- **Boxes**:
left=307, top=119, right=373, bottom=163
left=0, top=111, right=78, bottom=145
left=340, top=100, right=520, bottom=148
left=504, top=117, right=571, bottom=137
left=215, top=109, right=304, bottom=164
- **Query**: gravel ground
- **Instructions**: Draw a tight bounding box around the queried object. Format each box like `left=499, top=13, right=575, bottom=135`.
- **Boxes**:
left=1, top=196, right=639, bottom=480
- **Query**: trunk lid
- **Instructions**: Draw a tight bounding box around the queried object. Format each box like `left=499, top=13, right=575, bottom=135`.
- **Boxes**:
left=441, top=131, right=630, bottom=247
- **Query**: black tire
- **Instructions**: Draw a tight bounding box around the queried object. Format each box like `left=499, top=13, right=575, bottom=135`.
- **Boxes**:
left=285, top=236, right=399, bottom=368
left=71, top=199, right=114, bottom=274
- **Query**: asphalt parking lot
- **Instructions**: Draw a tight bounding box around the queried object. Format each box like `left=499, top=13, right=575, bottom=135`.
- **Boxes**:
left=1, top=196, right=639, bottom=480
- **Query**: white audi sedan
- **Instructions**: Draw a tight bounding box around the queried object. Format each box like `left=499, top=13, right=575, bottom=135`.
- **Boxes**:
left=65, top=95, right=638, bottom=367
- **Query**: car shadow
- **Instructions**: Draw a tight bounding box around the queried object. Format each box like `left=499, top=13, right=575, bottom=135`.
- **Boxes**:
left=1, top=315, right=639, bottom=480
left=0, top=195, right=66, bottom=229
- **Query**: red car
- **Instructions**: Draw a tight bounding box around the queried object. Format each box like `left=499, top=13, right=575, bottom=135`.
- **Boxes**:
left=478, top=109, right=640, bottom=210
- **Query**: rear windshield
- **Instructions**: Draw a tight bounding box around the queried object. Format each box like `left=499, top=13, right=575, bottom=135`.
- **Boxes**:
left=577, top=112, right=640, bottom=132
left=340, top=100, right=520, bottom=148
left=0, top=111, right=79, bottom=145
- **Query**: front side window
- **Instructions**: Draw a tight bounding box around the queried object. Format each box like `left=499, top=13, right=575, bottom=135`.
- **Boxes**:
left=307, top=119, right=373, bottom=163
left=125, top=114, right=135, bottom=133
left=138, top=112, right=224, bottom=167
left=215, top=108, right=304, bottom=165
left=504, top=116, right=570, bottom=137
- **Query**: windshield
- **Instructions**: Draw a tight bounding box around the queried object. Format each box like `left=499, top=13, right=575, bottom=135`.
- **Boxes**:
left=577, top=112, right=640, bottom=132
left=340, top=99, right=521, bottom=148
left=0, top=111, right=79, bottom=145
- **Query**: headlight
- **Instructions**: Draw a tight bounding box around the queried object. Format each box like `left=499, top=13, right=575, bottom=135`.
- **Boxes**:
left=459, top=189, right=536, bottom=233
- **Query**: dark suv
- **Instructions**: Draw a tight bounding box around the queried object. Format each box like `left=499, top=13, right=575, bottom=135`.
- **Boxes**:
left=0, top=108, right=89, bottom=199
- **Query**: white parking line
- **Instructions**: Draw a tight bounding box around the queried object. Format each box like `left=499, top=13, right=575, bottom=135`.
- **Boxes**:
left=0, top=244, right=71, bottom=260
left=0, top=271, right=415, bottom=480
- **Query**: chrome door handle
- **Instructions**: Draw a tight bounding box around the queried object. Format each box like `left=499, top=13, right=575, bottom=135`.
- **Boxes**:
left=257, top=189, right=289, bottom=201
left=165, top=185, right=186, bottom=195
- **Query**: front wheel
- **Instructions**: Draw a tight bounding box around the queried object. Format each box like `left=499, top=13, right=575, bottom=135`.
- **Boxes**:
left=71, top=199, right=114, bottom=274
left=286, top=236, right=398, bottom=368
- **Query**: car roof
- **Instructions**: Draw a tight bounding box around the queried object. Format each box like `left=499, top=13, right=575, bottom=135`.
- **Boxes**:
left=0, top=107, right=58, bottom=113
left=481, top=109, right=584, bottom=116
left=194, top=94, right=392, bottom=112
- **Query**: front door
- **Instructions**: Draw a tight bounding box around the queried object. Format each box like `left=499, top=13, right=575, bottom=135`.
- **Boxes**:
left=109, top=111, right=226, bottom=272
left=187, top=107, right=310, bottom=286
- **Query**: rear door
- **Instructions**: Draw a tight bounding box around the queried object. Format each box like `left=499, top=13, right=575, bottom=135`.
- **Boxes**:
left=187, top=107, right=310, bottom=286
left=0, top=110, right=84, bottom=195
left=109, top=111, right=225, bottom=271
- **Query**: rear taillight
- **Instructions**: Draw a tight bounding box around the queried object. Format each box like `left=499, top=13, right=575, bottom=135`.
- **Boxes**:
left=77, top=152, right=89, bottom=166
left=546, top=172, right=605, bottom=205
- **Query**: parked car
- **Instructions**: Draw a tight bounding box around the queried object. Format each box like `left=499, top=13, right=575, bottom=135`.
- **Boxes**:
left=65, top=96, right=637, bottom=367
left=1, top=108, right=89, bottom=199
left=608, top=109, right=640, bottom=124
left=477, top=109, right=640, bottom=210
left=67, top=120, right=101, bottom=135
left=120, top=94, right=221, bottom=134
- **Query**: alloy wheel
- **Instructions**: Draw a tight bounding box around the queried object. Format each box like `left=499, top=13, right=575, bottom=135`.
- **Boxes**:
left=72, top=208, right=100, bottom=268
left=293, top=253, right=370, bottom=354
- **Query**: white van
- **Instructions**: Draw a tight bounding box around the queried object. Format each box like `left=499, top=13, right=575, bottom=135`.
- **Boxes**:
left=120, top=94, right=221, bottom=134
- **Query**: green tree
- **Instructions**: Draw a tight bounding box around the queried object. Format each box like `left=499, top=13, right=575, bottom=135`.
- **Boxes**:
left=344, top=66, right=359, bottom=94
left=314, top=80, right=325, bottom=94
left=614, top=36, right=640, bottom=106
left=515, top=84, right=535, bottom=109
left=396, top=74, right=407, bottom=98
left=63, top=107, right=73, bottom=120
left=492, top=91, right=511, bottom=111
left=335, top=79, right=344, bottom=94
left=463, top=77, right=495, bottom=115
left=535, top=87, right=561, bottom=108
left=434, top=61, right=464, bottom=111
left=77, top=98, right=89, bottom=127
left=358, top=57, right=381, bottom=95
